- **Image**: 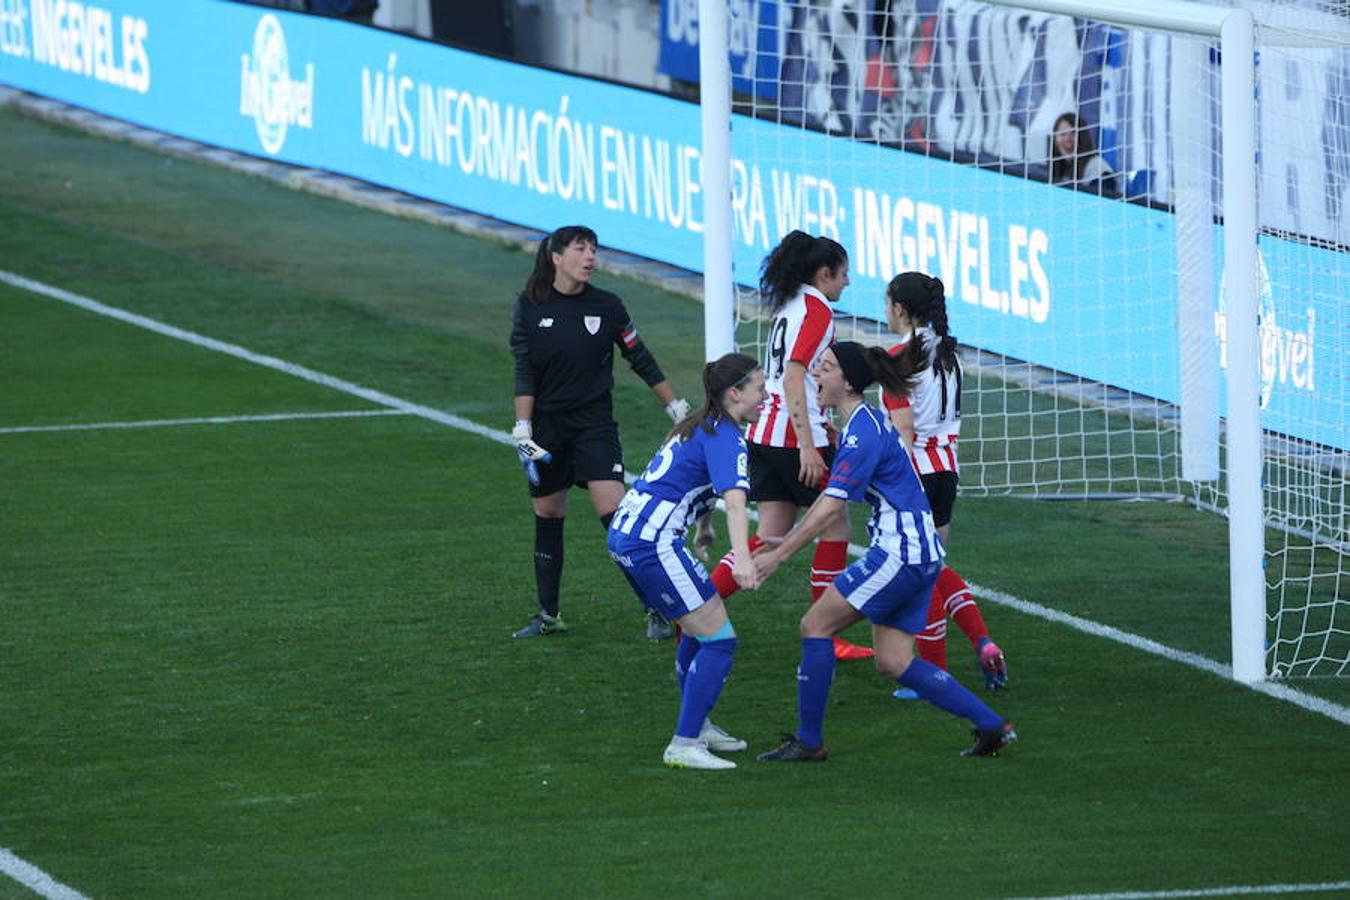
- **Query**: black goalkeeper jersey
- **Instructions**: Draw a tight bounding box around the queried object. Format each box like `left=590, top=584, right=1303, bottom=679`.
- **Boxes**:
left=510, top=284, right=666, bottom=414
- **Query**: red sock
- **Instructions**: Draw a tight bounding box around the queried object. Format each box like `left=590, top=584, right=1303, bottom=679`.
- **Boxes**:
left=809, top=540, right=849, bottom=603
left=915, top=584, right=949, bottom=669
left=939, top=566, right=989, bottom=652
left=710, top=535, right=765, bottom=598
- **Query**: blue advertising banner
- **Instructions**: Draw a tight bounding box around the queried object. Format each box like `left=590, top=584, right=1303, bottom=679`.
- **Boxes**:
left=0, top=0, right=1340, bottom=451
left=657, top=0, right=778, bottom=99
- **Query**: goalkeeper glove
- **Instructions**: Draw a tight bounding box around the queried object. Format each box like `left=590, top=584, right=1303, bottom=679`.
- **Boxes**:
left=664, top=397, right=691, bottom=422
left=512, top=420, right=552, bottom=486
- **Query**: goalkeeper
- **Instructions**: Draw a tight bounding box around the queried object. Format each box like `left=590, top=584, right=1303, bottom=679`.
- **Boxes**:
left=508, top=225, right=689, bottom=640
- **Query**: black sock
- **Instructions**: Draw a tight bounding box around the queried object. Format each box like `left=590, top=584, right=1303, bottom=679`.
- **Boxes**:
left=534, top=515, right=564, bottom=617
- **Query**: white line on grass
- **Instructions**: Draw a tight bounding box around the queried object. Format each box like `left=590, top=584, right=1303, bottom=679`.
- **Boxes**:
left=0, top=270, right=508, bottom=447
left=1010, top=879, right=1350, bottom=899
left=0, top=409, right=409, bottom=435
left=0, top=848, right=90, bottom=900
left=5, top=266, right=1347, bottom=730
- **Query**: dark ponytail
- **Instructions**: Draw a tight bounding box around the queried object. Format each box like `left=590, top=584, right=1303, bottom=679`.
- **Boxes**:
left=886, top=271, right=958, bottom=373
left=833, top=340, right=928, bottom=401
left=759, top=230, right=848, bottom=313
left=669, top=352, right=760, bottom=441
left=522, top=225, right=598, bottom=305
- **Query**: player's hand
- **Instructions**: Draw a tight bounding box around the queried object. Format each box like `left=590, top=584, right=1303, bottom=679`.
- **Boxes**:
left=512, top=420, right=551, bottom=486
left=754, top=549, right=783, bottom=581
left=732, top=557, right=760, bottom=591
left=798, top=444, right=826, bottom=486
left=664, top=397, right=691, bottom=422
left=691, top=515, right=716, bottom=562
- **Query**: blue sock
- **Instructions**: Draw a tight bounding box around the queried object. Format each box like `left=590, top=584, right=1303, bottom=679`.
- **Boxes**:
left=796, top=637, right=835, bottom=748
left=674, top=638, right=737, bottom=739
left=898, top=658, right=1003, bottom=731
left=674, top=633, right=700, bottom=691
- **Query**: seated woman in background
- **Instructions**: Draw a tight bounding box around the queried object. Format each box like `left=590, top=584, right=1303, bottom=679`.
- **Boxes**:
left=1050, top=112, right=1120, bottom=197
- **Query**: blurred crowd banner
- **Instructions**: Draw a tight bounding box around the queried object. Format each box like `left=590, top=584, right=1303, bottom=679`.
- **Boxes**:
left=1, top=0, right=1342, bottom=449
left=659, top=0, right=1350, bottom=248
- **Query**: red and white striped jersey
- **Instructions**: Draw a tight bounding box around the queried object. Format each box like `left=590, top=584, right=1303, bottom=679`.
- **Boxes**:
left=746, top=285, right=835, bottom=449
left=881, top=325, right=962, bottom=475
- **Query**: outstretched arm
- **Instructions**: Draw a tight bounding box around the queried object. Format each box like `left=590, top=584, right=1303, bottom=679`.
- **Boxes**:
left=757, top=492, right=847, bottom=582
left=721, top=489, right=759, bottom=590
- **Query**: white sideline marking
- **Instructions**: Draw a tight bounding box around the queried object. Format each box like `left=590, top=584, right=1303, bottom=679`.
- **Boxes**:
left=0, top=409, right=408, bottom=435
left=4, top=268, right=1350, bottom=900
left=0, top=270, right=510, bottom=447
left=0, top=848, right=89, bottom=900
left=6, top=267, right=1347, bottom=727
left=967, top=580, right=1350, bottom=727
left=1011, top=880, right=1350, bottom=899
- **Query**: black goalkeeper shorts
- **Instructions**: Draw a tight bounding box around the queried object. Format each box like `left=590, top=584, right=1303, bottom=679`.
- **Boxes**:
left=528, top=404, right=625, bottom=498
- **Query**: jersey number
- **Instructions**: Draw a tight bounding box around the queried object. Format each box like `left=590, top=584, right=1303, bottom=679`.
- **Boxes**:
left=641, top=437, right=680, bottom=483
left=767, top=316, right=788, bottom=380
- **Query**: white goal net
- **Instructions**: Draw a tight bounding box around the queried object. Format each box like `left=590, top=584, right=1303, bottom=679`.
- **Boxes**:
left=710, top=0, right=1347, bottom=678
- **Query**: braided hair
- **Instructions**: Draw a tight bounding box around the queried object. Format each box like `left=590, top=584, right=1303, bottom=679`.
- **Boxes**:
left=759, top=230, right=848, bottom=314
left=669, top=352, right=760, bottom=441
left=886, top=271, right=958, bottom=373
left=523, top=225, right=598, bottom=305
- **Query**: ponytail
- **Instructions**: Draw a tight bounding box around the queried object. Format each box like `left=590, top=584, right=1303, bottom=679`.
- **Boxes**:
left=865, top=340, right=928, bottom=400
left=759, top=230, right=848, bottom=313
left=833, top=340, right=928, bottom=401
left=522, top=224, right=599, bottom=305
left=886, top=271, right=958, bottom=373
left=669, top=352, right=760, bottom=441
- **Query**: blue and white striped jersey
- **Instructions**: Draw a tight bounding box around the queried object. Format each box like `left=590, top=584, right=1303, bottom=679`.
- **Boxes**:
left=609, top=417, right=750, bottom=546
left=824, top=404, right=945, bottom=565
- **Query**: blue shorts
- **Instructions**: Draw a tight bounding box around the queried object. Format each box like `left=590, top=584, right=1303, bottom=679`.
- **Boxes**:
left=832, top=547, right=942, bottom=634
left=606, top=532, right=715, bottom=619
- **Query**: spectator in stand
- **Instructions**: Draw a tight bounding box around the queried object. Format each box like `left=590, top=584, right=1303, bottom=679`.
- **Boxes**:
left=1050, top=112, right=1120, bottom=197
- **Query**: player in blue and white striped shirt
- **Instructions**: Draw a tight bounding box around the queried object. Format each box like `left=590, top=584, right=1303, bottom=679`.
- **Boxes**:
left=608, top=353, right=766, bottom=771
left=755, top=341, right=1017, bottom=761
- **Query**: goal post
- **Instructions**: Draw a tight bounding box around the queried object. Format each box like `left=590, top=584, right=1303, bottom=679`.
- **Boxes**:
left=694, top=0, right=1344, bottom=686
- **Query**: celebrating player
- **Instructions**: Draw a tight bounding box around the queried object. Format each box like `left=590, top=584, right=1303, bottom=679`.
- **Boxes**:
left=706, top=230, right=872, bottom=661
left=754, top=342, right=1017, bottom=761
left=607, top=353, right=766, bottom=770
left=509, top=225, right=690, bottom=640
left=881, top=272, right=1008, bottom=696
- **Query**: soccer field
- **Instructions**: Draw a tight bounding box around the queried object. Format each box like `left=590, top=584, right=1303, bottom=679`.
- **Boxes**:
left=1, top=104, right=1348, bottom=899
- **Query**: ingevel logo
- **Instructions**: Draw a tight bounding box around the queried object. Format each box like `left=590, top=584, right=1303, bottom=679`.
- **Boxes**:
left=239, top=14, right=314, bottom=155
left=1215, top=251, right=1316, bottom=410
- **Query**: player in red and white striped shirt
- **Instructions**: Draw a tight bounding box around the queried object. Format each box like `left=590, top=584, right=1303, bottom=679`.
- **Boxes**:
left=880, top=272, right=1008, bottom=691
left=706, top=231, right=872, bottom=660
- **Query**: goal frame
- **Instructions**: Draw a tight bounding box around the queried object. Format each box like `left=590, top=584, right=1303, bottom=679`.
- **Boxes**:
left=696, top=0, right=1264, bottom=684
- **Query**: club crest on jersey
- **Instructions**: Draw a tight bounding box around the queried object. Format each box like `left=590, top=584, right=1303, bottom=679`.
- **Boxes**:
left=540, top=318, right=554, bottom=328
left=584, top=315, right=602, bottom=335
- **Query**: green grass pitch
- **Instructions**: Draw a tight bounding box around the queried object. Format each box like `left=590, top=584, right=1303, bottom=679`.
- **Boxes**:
left=1, top=105, right=1347, bottom=899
